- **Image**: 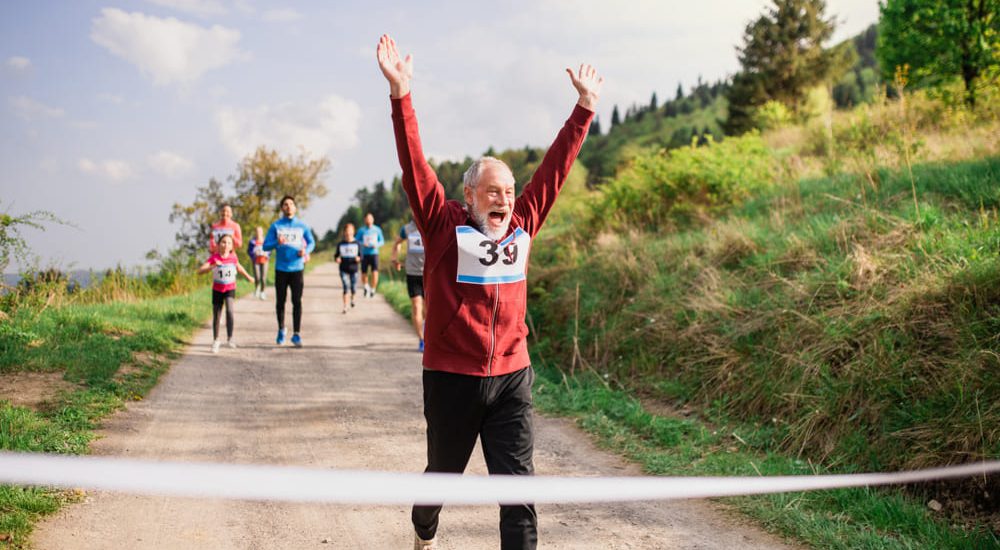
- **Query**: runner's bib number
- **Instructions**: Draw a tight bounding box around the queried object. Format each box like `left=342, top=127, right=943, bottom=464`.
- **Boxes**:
left=407, top=232, right=424, bottom=253
left=455, top=226, right=530, bottom=285
left=363, top=233, right=379, bottom=248
left=278, top=228, right=304, bottom=247
left=339, top=243, right=359, bottom=258
left=212, top=228, right=234, bottom=244
left=213, top=264, right=237, bottom=285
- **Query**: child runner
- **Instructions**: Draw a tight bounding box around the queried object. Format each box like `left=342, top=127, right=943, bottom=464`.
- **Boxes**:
left=391, top=218, right=426, bottom=351
left=263, top=195, right=315, bottom=347
left=209, top=204, right=243, bottom=254
left=334, top=223, right=361, bottom=314
left=247, top=226, right=270, bottom=300
left=197, top=233, right=254, bottom=353
left=355, top=212, right=384, bottom=297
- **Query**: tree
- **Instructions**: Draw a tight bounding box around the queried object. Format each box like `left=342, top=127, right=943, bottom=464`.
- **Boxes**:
left=878, top=0, right=999, bottom=106
left=675, top=82, right=684, bottom=101
left=649, top=92, right=658, bottom=111
left=610, top=104, right=621, bottom=127
left=725, top=0, right=841, bottom=134
left=0, top=205, right=66, bottom=277
left=170, top=146, right=330, bottom=256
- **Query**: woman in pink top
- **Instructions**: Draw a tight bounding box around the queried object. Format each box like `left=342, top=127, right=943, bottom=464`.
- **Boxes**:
left=209, top=204, right=243, bottom=254
left=197, top=233, right=254, bottom=353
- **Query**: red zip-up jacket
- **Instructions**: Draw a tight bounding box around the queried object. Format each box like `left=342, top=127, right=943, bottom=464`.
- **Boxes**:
left=391, top=93, right=593, bottom=377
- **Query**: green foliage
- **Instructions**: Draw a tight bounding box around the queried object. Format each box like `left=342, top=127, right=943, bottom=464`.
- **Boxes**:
left=170, top=146, right=330, bottom=256
left=531, top=364, right=999, bottom=549
left=753, top=100, right=794, bottom=131
left=726, top=0, right=843, bottom=134
left=592, top=133, right=778, bottom=230
left=0, top=206, right=68, bottom=276
left=878, top=0, right=1000, bottom=106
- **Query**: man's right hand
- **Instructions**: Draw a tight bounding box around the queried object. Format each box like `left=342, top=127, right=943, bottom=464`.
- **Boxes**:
left=377, top=34, right=412, bottom=99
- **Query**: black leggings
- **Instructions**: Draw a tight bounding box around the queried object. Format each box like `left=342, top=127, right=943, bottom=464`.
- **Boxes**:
left=274, top=269, right=304, bottom=333
left=212, top=291, right=235, bottom=340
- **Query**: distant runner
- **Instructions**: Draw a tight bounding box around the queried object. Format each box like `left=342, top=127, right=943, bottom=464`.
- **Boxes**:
left=355, top=213, right=384, bottom=297
left=209, top=204, right=243, bottom=254
left=247, top=226, right=270, bottom=300
left=263, top=195, right=315, bottom=347
left=197, top=233, right=254, bottom=353
left=335, top=223, right=361, bottom=314
left=377, top=34, right=602, bottom=550
left=391, top=219, right=426, bottom=351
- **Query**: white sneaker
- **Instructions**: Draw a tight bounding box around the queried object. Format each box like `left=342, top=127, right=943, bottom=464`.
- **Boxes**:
left=227, top=340, right=237, bottom=349
left=211, top=340, right=221, bottom=354
left=260, top=291, right=267, bottom=300
left=413, top=534, right=437, bottom=550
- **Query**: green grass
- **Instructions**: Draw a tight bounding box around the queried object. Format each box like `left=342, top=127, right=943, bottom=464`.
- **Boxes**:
left=0, top=278, right=257, bottom=549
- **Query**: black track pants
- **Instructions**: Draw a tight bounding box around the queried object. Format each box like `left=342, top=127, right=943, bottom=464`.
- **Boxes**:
left=274, top=269, right=304, bottom=332
left=412, top=367, right=537, bottom=550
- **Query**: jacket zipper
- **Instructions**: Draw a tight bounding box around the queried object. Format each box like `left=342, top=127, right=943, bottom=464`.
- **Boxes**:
left=487, top=281, right=500, bottom=376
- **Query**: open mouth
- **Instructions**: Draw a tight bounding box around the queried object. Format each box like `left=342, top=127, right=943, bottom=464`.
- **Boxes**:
left=488, top=211, right=506, bottom=224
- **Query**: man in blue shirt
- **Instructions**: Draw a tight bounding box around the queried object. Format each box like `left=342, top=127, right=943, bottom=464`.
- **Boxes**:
left=263, top=195, right=315, bottom=347
left=355, top=212, right=384, bottom=297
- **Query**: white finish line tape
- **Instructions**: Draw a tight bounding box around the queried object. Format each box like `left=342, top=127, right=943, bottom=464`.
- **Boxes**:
left=1, top=452, right=997, bottom=506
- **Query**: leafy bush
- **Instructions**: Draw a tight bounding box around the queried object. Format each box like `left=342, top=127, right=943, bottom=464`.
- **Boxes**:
left=592, top=132, right=778, bottom=230
left=753, top=100, right=793, bottom=131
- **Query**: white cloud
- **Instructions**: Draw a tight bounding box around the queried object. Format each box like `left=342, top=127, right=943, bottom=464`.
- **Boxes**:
left=9, top=96, right=64, bottom=120
left=145, top=0, right=227, bottom=17
left=97, top=92, right=125, bottom=104
left=262, top=8, right=302, bottom=22
left=216, top=95, right=361, bottom=159
left=78, top=158, right=134, bottom=182
left=91, top=8, right=244, bottom=85
left=148, top=150, right=194, bottom=177
left=6, top=56, right=31, bottom=71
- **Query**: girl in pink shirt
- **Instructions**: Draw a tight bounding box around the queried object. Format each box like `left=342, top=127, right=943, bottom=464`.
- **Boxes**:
left=197, top=233, right=254, bottom=353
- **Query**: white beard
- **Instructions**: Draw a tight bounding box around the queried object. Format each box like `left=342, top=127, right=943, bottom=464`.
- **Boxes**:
left=469, top=197, right=512, bottom=241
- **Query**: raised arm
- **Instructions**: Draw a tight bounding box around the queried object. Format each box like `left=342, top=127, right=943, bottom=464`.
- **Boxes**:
left=378, top=34, right=448, bottom=235
left=514, top=64, right=602, bottom=236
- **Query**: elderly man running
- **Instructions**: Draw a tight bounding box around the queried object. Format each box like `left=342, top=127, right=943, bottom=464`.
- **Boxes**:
left=377, top=34, right=602, bottom=550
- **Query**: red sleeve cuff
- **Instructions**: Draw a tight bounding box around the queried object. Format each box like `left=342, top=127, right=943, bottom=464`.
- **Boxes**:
left=390, top=92, right=412, bottom=116
left=569, top=103, right=594, bottom=127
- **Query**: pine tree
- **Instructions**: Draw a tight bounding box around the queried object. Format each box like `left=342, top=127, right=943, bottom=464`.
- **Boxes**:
left=610, top=105, right=621, bottom=127
left=675, top=82, right=684, bottom=101
left=725, top=0, right=840, bottom=134
left=588, top=116, right=602, bottom=136
left=650, top=92, right=658, bottom=111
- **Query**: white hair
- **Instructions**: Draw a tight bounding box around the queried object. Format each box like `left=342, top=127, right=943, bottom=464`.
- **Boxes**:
left=463, top=156, right=514, bottom=191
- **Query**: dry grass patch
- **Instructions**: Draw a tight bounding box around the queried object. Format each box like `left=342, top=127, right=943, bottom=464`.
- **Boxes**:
left=0, top=371, right=79, bottom=411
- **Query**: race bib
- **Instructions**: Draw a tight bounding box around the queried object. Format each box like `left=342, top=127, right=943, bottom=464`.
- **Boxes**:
left=455, top=226, right=530, bottom=285
left=339, top=243, right=360, bottom=258
left=212, top=228, right=234, bottom=244
left=407, top=231, right=424, bottom=253
left=363, top=232, right=379, bottom=248
left=277, top=228, right=304, bottom=247
left=213, top=263, right=237, bottom=285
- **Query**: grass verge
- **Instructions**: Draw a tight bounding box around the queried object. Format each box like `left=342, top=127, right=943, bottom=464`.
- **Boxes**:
left=0, top=278, right=258, bottom=548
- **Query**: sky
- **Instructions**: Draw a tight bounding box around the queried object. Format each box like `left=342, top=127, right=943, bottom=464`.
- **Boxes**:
left=1, top=0, right=880, bottom=272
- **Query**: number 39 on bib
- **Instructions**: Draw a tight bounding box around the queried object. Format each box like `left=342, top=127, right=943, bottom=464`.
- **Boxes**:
left=455, top=226, right=530, bottom=284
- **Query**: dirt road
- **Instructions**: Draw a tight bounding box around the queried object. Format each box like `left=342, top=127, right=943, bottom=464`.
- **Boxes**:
left=32, top=263, right=798, bottom=549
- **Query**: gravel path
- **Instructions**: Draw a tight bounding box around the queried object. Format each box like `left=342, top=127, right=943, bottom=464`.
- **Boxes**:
left=31, top=262, right=799, bottom=550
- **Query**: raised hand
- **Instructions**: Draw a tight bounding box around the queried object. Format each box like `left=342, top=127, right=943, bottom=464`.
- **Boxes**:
left=565, top=64, right=604, bottom=111
left=377, top=34, right=413, bottom=99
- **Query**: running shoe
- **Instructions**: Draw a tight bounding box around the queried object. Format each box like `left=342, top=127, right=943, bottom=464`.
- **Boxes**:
left=413, top=534, right=437, bottom=549
left=342, top=307, right=347, bottom=314
left=351, top=298, right=356, bottom=308
left=291, top=333, right=302, bottom=348
left=418, top=339, right=424, bottom=352
left=227, top=340, right=237, bottom=349
left=276, top=328, right=286, bottom=345
left=211, top=340, right=221, bottom=354
left=259, top=291, right=267, bottom=300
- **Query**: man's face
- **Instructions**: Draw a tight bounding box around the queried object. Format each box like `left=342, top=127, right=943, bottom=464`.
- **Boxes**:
left=221, top=206, right=232, bottom=221
left=281, top=199, right=296, bottom=218
left=364, top=214, right=374, bottom=227
left=465, top=163, right=515, bottom=241
left=346, top=225, right=355, bottom=239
